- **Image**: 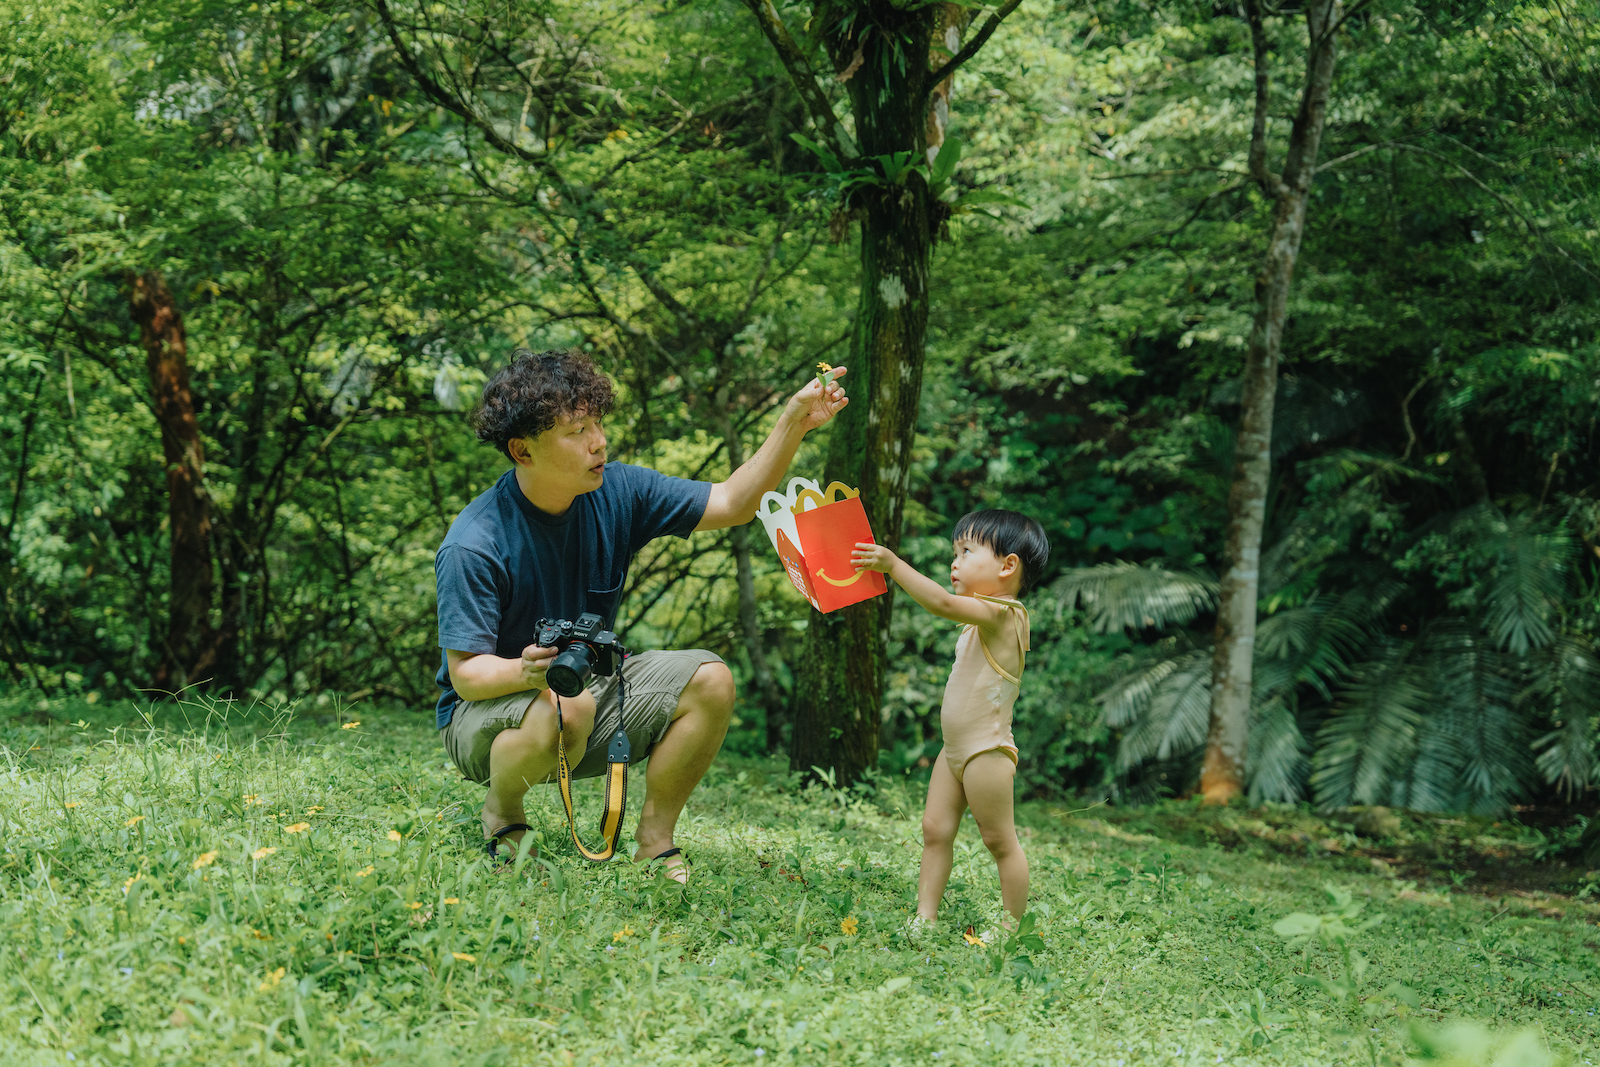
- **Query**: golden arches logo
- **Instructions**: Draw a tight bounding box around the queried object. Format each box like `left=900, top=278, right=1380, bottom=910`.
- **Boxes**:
left=791, top=482, right=860, bottom=515
left=815, top=567, right=865, bottom=588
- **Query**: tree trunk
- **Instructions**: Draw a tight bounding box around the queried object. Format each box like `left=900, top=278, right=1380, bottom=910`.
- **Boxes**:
left=129, top=271, right=216, bottom=691
left=741, top=0, right=1023, bottom=784
left=720, top=415, right=788, bottom=749
left=790, top=4, right=939, bottom=786
left=1202, top=0, right=1342, bottom=803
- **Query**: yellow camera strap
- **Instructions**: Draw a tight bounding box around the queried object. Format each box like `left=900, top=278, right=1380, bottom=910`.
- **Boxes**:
left=553, top=674, right=630, bottom=863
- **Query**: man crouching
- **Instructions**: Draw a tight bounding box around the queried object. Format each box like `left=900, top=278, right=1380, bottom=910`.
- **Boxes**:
left=434, top=349, right=847, bottom=881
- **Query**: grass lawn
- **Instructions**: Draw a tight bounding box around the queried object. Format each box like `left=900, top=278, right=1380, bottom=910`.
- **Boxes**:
left=1, top=697, right=1596, bottom=1066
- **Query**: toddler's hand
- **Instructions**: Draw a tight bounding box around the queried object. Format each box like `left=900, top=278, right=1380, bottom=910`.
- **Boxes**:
left=851, top=542, right=896, bottom=574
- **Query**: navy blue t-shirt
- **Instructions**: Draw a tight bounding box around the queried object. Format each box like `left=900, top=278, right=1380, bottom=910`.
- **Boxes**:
left=433, top=463, right=712, bottom=728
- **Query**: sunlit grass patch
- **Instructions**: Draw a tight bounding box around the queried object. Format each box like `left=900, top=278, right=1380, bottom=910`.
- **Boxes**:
left=0, top=693, right=1592, bottom=1065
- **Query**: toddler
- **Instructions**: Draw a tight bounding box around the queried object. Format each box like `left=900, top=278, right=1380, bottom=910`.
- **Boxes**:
left=851, top=509, right=1049, bottom=939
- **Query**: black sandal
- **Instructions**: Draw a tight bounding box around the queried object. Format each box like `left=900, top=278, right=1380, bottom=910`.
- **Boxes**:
left=652, top=846, right=688, bottom=882
left=485, top=823, right=534, bottom=865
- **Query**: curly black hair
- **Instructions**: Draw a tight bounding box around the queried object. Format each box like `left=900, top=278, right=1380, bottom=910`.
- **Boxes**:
left=473, top=349, right=616, bottom=459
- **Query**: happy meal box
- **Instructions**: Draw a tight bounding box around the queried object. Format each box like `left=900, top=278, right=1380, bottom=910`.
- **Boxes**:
left=756, top=478, right=889, bottom=613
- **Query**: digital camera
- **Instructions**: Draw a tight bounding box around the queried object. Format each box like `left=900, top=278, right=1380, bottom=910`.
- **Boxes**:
left=534, top=613, right=626, bottom=698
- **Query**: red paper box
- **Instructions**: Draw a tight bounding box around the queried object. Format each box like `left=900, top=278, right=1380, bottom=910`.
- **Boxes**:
left=770, top=486, right=888, bottom=613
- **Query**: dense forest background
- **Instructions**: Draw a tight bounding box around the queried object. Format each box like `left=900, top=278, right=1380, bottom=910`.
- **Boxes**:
left=3, top=0, right=1597, bottom=817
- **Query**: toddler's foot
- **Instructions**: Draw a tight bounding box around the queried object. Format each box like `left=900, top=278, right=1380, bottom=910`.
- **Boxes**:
left=904, top=914, right=935, bottom=944
left=976, top=910, right=1019, bottom=946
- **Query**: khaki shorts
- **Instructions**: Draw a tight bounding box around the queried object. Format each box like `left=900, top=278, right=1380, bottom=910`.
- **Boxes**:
left=439, top=649, right=723, bottom=785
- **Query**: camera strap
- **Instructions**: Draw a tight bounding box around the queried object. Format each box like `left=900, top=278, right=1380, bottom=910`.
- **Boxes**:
left=553, top=665, right=630, bottom=863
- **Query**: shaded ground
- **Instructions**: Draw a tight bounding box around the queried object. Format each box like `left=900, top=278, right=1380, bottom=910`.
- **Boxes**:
left=1029, top=799, right=1600, bottom=921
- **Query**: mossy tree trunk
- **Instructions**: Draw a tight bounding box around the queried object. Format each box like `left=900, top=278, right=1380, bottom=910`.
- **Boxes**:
left=743, top=0, right=1019, bottom=785
left=1202, top=0, right=1344, bottom=802
left=129, top=271, right=216, bottom=691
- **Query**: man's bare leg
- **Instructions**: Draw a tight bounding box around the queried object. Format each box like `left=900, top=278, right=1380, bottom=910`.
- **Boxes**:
left=481, top=688, right=595, bottom=849
left=631, top=661, right=735, bottom=882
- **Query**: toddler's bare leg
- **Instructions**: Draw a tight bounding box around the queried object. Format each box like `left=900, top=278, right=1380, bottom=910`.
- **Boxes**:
left=962, top=751, right=1028, bottom=921
left=916, top=753, right=967, bottom=921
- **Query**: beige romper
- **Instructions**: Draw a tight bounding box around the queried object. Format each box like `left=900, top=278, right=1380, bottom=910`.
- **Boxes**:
left=937, top=593, right=1031, bottom=782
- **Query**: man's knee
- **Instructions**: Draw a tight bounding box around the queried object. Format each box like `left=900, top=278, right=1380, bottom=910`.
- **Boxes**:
left=556, top=688, right=596, bottom=733
left=683, top=660, right=735, bottom=718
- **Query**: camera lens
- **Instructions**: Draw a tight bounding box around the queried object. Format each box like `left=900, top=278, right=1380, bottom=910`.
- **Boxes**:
left=546, top=641, right=596, bottom=698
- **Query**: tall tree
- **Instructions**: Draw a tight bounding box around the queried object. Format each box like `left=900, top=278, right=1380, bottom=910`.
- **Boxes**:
left=128, top=271, right=214, bottom=690
left=741, top=0, right=1022, bottom=785
left=1202, top=0, right=1347, bottom=803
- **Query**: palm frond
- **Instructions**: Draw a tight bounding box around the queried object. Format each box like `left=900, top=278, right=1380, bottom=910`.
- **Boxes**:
left=1530, top=636, right=1600, bottom=799
left=1483, top=514, right=1572, bottom=654
left=1404, top=710, right=1466, bottom=813
left=1098, top=654, right=1184, bottom=729
left=1311, top=639, right=1429, bottom=809
left=1438, top=506, right=1573, bottom=655
left=1256, top=582, right=1396, bottom=700
left=1054, top=563, right=1218, bottom=634
left=1260, top=452, right=1431, bottom=599
left=1247, top=696, right=1309, bottom=804
left=1419, top=619, right=1531, bottom=813
left=1107, top=649, right=1212, bottom=771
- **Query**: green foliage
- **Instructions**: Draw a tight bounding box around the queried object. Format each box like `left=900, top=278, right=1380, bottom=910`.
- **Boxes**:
left=4, top=0, right=1600, bottom=819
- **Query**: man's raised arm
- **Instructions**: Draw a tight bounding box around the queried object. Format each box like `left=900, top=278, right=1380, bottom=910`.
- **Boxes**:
left=695, top=368, right=849, bottom=532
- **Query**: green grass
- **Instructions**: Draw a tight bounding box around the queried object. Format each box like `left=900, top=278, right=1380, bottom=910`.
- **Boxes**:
left=1, top=696, right=1596, bottom=1066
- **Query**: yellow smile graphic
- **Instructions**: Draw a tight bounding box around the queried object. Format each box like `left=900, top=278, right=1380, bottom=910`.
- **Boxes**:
left=815, top=567, right=866, bottom=588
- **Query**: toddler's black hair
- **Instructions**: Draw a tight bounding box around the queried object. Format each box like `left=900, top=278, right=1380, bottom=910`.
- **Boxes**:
left=952, top=509, right=1050, bottom=595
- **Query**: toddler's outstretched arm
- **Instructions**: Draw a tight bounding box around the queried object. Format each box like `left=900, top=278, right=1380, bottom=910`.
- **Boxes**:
left=850, top=543, right=1003, bottom=628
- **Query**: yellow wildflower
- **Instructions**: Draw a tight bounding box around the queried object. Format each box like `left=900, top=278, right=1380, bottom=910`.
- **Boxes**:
left=406, top=901, right=423, bottom=910
left=284, top=822, right=310, bottom=834
left=452, top=952, right=476, bottom=962
left=840, top=916, right=859, bottom=936
left=257, top=967, right=285, bottom=992
left=387, top=830, right=402, bottom=841
left=305, top=806, right=323, bottom=813
left=64, top=801, right=80, bottom=809
left=242, top=795, right=261, bottom=805
left=192, top=851, right=218, bottom=869
left=341, top=722, right=360, bottom=729
left=125, top=815, right=145, bottom=828
left=962, top=928, right=984, bottom=947
left=354, top=865, right=374, bottom=877
left=122, top=874, right=143, bottom=892
left=612, top=925, right=635, bottom=942
left=252, top=847, right=277, bottom=861
left=443, top=898, right=459, bottom=905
